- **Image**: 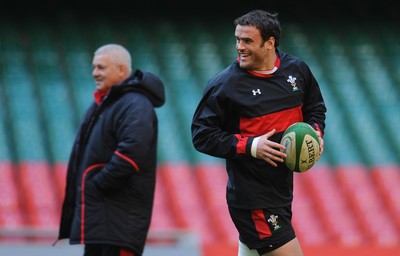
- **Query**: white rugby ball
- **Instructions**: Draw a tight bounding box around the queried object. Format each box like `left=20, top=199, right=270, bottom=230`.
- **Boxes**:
left=280, top=122, right=320, bottom=172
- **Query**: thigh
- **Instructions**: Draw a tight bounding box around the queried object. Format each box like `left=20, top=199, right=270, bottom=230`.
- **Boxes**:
left=262, top=237, right=303, bottom=256
left=238, top=239, right=260, bottom=256
left=229, top=206, right=297, bottom=255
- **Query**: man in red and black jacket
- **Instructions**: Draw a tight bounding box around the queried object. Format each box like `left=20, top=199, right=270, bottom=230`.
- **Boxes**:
left=191, top=10, right=326, bottom=256
left=57, top=44, right=165, bottom=256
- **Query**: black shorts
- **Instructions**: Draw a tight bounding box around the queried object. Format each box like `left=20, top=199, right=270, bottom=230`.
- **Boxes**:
left=84, top=244, right=135, bottom=256
left=228, top=205, right=296, bottom=255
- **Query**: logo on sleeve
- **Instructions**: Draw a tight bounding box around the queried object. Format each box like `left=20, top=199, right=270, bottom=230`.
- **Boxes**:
left=287, top=76, right=298, bottom=91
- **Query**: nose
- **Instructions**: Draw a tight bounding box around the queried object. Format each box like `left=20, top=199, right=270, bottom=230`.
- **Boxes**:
left=92, top=67, right=98, bottom=77
left=236, top=40, right=245, bottom=51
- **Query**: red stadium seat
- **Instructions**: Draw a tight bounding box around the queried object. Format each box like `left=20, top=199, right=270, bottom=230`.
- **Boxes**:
left=301, top=165, right=365, bottom=245
left=159, top=162, right=218, bottom=244
left=336, top=165, right=400, bottom=246
left=195, top=163, right=238, bottom=244
left=17, top=162, right=59, bottom=231
left=149, top=167, right=179, bottom=232
left=53, top=162, right=68, bottom=216
left=371, top=165, right=400, bottom=231
left=293, top=172, right=329, bottom=245
left=0, top=161, right=25, bottom=231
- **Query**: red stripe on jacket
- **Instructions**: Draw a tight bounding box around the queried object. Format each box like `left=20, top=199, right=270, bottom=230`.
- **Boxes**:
left=239, top=106, right=303, bottom=136
left=81, top=163, right=106, bottom=243
left=114, top=151, right=140, bottom=172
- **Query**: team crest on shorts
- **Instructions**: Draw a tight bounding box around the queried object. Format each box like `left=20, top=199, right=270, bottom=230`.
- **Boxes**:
left=267, top=214, right=281, bottom=231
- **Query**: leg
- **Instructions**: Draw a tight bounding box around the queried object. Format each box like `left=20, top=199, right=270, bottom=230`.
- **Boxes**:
left=238, top=240, right=260, bottom=256
left=262, top=237, right=303, bottom=256
left=84, top=244, right=135, bottom=256
left=84, top=244, right=102, bottom=256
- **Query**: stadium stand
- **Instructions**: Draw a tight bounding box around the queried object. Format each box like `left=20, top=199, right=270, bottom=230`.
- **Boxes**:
left=292, top=171, right=330, bottom=245
left=158, top=163, right=218, bottom=245
left=371, top=165, right=400, bottom=231
left=0, top=9, right=399, bottom=255
left=299, top=165, right=365, bottom=245
left=194, top=163, right=238, bottom=244
left=0, top=162, right=25, bottom=236
left=336, top=165, right=400, bottom=245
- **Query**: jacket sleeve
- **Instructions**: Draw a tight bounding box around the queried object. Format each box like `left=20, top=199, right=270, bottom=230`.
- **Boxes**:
left=301, top=63, right=327, bottom=136
left=191, top=83, right=254, bottom=159
left=91, top=93, right=156, bottom=193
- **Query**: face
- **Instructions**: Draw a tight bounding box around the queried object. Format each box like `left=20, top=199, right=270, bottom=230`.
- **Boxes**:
left=92, top=53, right=125, bottom=92
left=235, top=25, right=273, bottom=71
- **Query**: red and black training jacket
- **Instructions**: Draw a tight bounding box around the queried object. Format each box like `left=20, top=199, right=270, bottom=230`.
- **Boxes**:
left=191, top=49, right=326, bottom=209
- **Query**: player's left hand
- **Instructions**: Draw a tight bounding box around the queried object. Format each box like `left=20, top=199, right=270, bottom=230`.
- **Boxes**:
left=315, top=131, right=324, bottom=155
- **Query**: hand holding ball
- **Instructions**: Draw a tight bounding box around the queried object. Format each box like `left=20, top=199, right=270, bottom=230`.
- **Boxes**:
left=280, top=122, right=320, bottom=172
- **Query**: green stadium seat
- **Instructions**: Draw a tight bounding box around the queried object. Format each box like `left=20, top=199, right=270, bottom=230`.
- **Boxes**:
left=25, top=21, right=77, bottom=162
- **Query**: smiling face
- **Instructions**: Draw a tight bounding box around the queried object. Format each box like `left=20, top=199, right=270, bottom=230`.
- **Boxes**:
left=235, top=25, right=276, bottom=71
left=92, top=53, right=129, bottom=93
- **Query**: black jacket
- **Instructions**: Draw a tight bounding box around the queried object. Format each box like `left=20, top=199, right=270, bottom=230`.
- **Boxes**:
left=58, top=69, right=165, bottom=255
left=192, top=50, right=326, bottom=209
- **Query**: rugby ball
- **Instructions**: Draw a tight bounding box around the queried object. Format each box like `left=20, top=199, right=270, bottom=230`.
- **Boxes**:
left=280, top=122, right=320, bottom=173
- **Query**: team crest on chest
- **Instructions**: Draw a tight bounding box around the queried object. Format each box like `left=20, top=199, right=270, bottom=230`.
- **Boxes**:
left=287, top=75, right=298, bottom=91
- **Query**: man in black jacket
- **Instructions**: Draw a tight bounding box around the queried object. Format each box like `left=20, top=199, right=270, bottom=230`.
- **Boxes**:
left=191, top=10, right=326, bottom=256
left=57, top=44, right=165, bottom=256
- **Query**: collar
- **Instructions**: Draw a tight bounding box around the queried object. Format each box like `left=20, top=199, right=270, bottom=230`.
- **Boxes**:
left=93, top=89, right=111, bottom=105
left=246, top=54, right=281, bottom=77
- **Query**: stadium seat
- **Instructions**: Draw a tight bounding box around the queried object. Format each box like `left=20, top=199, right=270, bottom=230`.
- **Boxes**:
left=17, top=162, right=59, bottom=230
left=292, top=172, right=329, bottom=245
left=27, top=24, right=77, bottom=162
left=336, top=165, right=400, bottom=245
left=158, top=163, right=218, bottom=244
left=150, top=167, right=179, bottom=232
left=0, top=162, right=25, bottom=230
left=301, top=165, right=365, bottom=245
left=371, top=165, right=400, bottom=231
left=1, top=61, right=48, bottom=161
left=194, top=163, right=238, bottom=244
left=0, top=106, right=12, bottom=161
left=53, top=163, right=68, bottom=214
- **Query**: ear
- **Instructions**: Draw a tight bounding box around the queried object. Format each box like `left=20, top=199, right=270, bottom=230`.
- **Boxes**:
left=265, top=37, right=275, bottom=49
left=119, top=64, right=129, bottom=78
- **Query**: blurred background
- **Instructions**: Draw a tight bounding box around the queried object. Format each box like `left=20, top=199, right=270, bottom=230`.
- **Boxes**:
left=0, top=0, right=399, bottom=255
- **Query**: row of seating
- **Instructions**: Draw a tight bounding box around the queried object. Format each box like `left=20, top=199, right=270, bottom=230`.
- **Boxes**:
left=1, top=161, right=400, bottom=246
left=0, top=16, right=399, bottom=248
left=1, top=18, right=399, bottom=165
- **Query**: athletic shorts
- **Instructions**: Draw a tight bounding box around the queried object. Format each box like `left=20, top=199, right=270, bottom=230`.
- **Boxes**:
left=84, top=244, right=135, bottom=256
left=228, top=205, right=296, bottom=255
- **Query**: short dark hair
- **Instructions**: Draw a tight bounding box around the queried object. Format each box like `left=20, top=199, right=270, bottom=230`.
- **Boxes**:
left=234, top=10, right=281, bottom=47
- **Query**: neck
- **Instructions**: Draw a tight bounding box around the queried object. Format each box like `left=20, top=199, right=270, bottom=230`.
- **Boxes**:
left=259, top=51, right=277, bottom=71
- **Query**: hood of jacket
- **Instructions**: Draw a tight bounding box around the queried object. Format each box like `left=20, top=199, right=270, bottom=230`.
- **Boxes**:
left=109, top=69, right=165, bottom=107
